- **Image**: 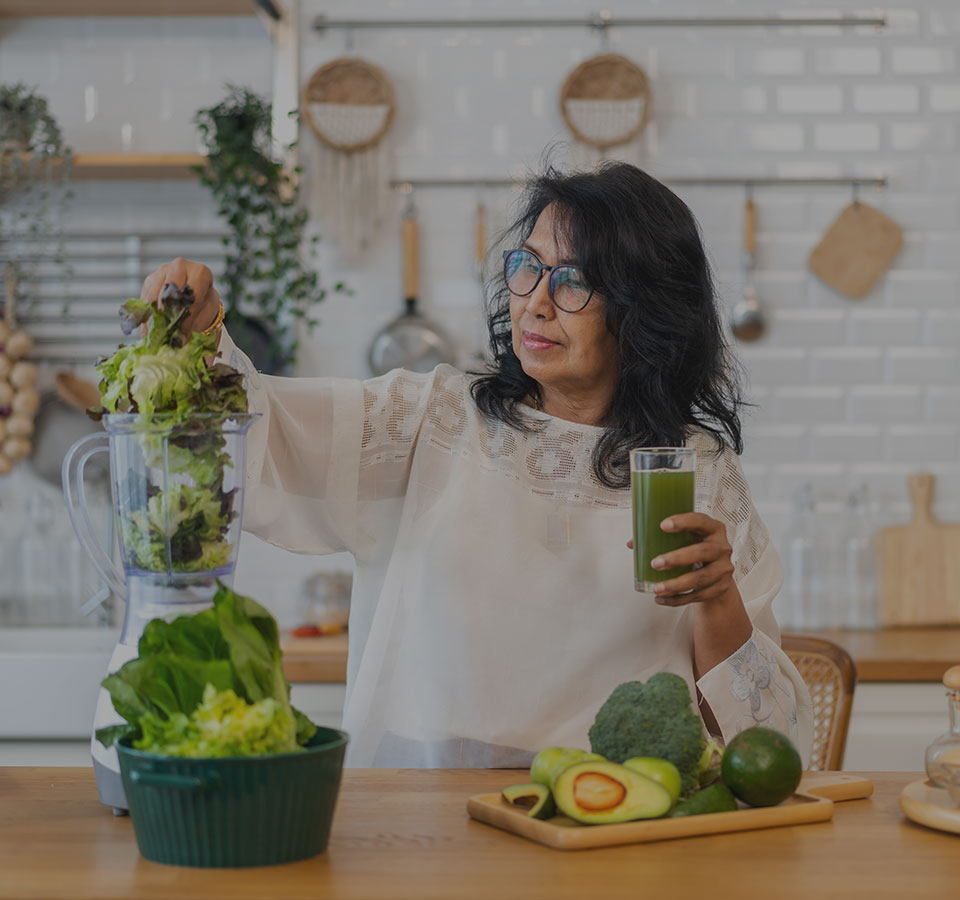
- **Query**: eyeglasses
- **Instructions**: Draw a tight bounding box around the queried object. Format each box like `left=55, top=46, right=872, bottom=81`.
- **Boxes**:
left=502, top=248, right=595, bottom=313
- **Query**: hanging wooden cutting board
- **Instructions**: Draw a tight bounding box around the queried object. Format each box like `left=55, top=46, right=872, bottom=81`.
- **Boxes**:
left=875, top=473, right=960, bottom=626
left=809, top=201, right=903, bottom=299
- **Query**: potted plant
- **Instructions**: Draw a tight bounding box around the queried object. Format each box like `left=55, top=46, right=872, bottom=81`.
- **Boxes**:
left=0, top=83, right=72, bottom=317
left=0, top=82, right=67, bottom=156
left=194, top=85, right=343, bottom=373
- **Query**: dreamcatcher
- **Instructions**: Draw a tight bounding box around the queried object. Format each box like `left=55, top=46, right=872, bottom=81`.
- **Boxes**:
left=560, top=53, right=653, bottom=169
left=0, top=267, right=38, bottom=476
left=303, top=57, right=396, bottom=261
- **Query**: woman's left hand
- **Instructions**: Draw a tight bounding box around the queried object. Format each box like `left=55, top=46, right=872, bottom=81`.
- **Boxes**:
left=628, top=513, right=736, bottom=607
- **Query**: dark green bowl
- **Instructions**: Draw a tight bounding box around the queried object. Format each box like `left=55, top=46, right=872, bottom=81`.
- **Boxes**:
left=117, top=727, right=348, bottom=868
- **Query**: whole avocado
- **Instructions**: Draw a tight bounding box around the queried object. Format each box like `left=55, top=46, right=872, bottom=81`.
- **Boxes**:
left=588, top=673, right=705, bottom=796
left=721, top=727, right=802, bottom=807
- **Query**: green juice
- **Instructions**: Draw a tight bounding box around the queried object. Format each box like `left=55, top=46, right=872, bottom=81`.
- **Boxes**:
left=631, top=469, right=696, bottom=591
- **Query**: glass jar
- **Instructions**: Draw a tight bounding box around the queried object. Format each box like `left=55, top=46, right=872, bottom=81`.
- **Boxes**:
left=924, top=665, right=960, bottom=789
left=299, top=571, right=352, bottom=633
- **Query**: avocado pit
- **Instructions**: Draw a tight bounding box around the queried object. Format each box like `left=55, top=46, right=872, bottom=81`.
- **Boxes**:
left=573, top=772, right=627, bottom=811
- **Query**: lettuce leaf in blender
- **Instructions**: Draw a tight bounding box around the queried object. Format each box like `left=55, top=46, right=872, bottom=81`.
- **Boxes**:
left=91, top=283, right=249, bottom=574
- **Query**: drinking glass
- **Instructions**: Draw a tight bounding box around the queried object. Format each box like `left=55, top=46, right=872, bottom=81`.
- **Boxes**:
left=630, top=448, right=697, bottom=592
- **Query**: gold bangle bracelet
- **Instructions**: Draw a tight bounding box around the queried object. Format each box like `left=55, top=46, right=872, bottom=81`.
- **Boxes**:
left=201, top=300, right=226, bottom=335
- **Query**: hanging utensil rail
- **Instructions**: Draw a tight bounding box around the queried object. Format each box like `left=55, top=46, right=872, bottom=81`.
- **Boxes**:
left=314, top=14, right=887, bottom=32
left=389, top=175, right=888, bottom=191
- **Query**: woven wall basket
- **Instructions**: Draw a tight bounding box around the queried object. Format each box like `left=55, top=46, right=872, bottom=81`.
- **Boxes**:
left=303, top=57, right=396, bottom=153
left=560, top=53, right=652, bottom=149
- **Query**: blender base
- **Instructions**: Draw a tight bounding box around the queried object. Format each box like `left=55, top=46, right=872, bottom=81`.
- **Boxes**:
left=93, top=755, right=128, bottom=813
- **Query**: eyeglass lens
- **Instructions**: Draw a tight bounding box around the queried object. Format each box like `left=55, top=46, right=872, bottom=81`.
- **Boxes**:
left=504, top=249, right=592, bottom=312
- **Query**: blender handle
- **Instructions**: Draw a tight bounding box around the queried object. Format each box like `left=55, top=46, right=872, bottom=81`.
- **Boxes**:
left=62, top=432, right=126, bottom=601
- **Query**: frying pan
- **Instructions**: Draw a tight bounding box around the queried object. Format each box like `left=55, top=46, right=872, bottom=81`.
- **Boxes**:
left=368, top=202, right=456, bottom=376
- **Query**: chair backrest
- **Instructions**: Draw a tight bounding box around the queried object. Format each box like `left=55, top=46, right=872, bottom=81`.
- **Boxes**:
left=781, top=634, right=857, bottom=771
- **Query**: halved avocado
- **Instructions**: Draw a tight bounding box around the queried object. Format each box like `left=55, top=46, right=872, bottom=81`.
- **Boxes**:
left=501, top=783, right=556, bottom=819
left=554, top=760, right=673, bottom=824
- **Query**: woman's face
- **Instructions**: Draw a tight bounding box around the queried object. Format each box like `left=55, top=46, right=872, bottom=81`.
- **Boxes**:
left=509, top=204, right=619, bottom=405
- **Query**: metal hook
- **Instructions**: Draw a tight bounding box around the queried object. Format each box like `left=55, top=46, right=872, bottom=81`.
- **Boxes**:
left=851, top=180, right=861, bottom=210
left=398, top=182, right=416, bottom=218
left=593, top=9, right=612, bottom=52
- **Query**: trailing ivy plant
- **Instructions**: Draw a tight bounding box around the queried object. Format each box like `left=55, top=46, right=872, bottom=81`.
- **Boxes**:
left=194, top=85, right=341, bottom=372
left=0, top=83, right=73, bottom=314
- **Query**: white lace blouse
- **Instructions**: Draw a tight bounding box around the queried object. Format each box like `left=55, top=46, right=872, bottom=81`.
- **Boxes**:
left=222, top=331, right=814, bottom=768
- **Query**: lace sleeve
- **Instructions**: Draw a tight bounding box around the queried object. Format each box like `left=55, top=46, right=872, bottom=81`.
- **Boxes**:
left=224, top=327, right=438, bottom=555
left=357, top=367, right=443, bottom=501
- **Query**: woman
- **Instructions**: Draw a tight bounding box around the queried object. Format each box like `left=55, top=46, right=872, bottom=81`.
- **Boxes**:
left=143, top=162, right=813, bottom=768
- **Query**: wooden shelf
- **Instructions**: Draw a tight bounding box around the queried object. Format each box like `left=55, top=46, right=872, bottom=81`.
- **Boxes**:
left=1, top=152, right=206, bottom=179
left=72, top=153, right=206, bottom=179
left=0, top=1, right=255, bottom=15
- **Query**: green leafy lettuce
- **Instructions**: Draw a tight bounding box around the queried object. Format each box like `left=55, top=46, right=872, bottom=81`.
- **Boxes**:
left=90, top=284, right=249, bottom=573
left=97, top=582, right=317, bottom=757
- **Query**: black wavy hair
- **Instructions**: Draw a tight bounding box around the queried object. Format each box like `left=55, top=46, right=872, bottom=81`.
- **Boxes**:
left=470, top=161, right=744, bottom=490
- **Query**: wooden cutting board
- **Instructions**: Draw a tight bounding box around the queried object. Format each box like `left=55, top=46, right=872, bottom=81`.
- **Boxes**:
left=809, top=201, right=903, bottom=299
left=875, top=473, right=960, bottom=626
left=466, top=772, right=874, bottom=851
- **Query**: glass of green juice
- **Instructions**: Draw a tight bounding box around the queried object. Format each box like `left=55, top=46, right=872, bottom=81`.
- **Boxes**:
left=630, top=447, right=697, bottom=593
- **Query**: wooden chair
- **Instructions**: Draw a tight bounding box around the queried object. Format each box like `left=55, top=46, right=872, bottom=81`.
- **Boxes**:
left=781, top=634, right=858, bottom=771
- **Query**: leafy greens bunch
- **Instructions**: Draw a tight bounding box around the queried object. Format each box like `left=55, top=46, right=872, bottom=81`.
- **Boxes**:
left=98, top=582, right=316, bottom=757
left=90, top=283, right=249, bottom=572
left=91, top=282, right=246, bottom=422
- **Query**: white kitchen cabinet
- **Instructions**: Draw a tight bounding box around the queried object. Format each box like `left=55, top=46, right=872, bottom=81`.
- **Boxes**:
left=0, top=685, right=346, bottom=767
left=289, top=683, right=346, bottom=730
left=0, top=741, right=93, bottom=766
left=842, top=682, right=946, bottom=771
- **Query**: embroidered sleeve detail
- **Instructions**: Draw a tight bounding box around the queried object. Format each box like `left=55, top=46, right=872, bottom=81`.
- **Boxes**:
left=720, top=635, right=801, bottom=743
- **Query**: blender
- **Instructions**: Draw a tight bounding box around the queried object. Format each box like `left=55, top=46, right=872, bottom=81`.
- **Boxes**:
left=63, top=411, right=257, bottom=813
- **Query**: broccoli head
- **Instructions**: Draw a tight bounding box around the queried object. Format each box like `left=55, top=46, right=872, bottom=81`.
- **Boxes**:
left=588, top=673, right=706, bottom=796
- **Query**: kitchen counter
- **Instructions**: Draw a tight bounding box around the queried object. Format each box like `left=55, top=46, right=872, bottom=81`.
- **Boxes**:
left=278, top=628, right=960, bottom=684
left=804, top=627, right=960, bottom=682
left=280, top=631, right=348, bottom=683
left=0, top=768, right=957, bottom=899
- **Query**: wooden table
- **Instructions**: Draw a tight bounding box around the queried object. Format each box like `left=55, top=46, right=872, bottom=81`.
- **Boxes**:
left=1, top=768, right=958, bottom=899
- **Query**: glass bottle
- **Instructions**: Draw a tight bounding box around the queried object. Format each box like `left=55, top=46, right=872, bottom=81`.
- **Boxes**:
left=924, top=665, right=960, bottom=788
left=780, top=483, right=817, bottom=631
left=843, top=484, right=878, bottom=630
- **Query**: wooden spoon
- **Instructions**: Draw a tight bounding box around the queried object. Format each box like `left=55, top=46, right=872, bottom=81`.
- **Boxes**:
left=54, top=371, right=100, bottom=411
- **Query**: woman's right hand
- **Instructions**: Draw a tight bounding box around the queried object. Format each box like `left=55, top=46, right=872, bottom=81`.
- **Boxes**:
left=140, top=257, right=222, bottom=337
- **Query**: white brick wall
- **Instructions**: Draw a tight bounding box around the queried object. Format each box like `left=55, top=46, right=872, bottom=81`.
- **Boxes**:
left=3, top=0, right=960, bottom=577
